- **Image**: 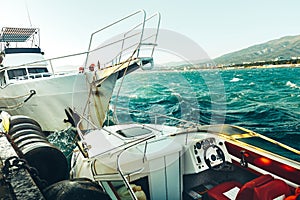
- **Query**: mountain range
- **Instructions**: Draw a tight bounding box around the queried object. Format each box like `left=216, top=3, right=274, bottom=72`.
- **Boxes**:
left=213, top=35, right=300, bottom=65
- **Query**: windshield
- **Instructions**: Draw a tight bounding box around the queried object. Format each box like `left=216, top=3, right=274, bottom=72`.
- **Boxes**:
left=238, top=137, right=300, bottom=162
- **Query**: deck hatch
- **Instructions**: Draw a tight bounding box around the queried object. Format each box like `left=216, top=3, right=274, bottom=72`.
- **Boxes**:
left=116, top=127, right=152, bottom=138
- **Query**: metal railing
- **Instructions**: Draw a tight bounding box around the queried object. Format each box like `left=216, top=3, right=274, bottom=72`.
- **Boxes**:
left=74, top=105, right=203, bottom=199
left=3, top=10, right=160, bottom=77
left=84, top=9, right=160, bottom=70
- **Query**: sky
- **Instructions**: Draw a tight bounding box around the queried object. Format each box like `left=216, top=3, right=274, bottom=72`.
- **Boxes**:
left=1, top=0, right=300, bottom=61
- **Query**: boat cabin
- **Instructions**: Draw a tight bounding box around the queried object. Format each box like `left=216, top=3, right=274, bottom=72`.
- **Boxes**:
left=0, top=66, right=51, bottom=84
left=0, top=27, right=51, bottom=86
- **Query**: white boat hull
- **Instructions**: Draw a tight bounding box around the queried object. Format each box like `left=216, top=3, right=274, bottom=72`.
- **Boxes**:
left=0, top=10, right=160, bottom=132
left=0, top=72, right=118, bottom=131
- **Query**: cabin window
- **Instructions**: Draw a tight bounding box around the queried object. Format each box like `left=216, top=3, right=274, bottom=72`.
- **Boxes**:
left=28, top=67, right=48, bottom=74
left=0, top=71, right=6, bottom=86
left=7, top=68, right=27, bottom=80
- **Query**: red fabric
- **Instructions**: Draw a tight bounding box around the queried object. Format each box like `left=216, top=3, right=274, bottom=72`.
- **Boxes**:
left=236, top=174, right=274, bottom=200
left=284, top=187, right=300, bottom=200
left=207, top=181, right=242, bottom=200
left=207, top=174, right=290, bottom=200
left=253, top=179, right=291, bottom=200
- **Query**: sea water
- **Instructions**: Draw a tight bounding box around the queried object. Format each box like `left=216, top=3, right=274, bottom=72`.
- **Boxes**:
left=49, top=67, right=300, bottom=162
left=111, top=67, right=300, bottom=150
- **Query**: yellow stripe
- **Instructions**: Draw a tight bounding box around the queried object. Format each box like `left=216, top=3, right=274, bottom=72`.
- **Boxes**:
left=1, top=111, right=11, bottom=133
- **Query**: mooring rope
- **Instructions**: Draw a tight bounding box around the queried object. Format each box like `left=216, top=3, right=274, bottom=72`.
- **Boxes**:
left=0, top=90, right=36, bottom=110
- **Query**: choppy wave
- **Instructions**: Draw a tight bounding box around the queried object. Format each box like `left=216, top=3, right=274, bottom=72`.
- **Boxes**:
left=111, top=67, right=300, bottom=152
left=50, top=67, right=300, bottom=164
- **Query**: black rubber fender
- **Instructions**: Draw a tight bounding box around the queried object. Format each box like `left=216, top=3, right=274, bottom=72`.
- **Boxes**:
left=9, top=123, right=42, bottom=135
left=19, top=142, right=69, bottom=187
left=9, top=115, right=41, bottom=130
left=10, top=129, right=46, bottom=140
left=13, top=133, right=48, bottom=145
left=43, top=178, right=111, bottom=200
left=16, top=138, right=49, bottom=149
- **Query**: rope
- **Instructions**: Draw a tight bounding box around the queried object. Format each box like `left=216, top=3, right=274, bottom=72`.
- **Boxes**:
left=0, top=90, right=36, bottom=110
left=0, top=102, right=24, bottom=110
left=0, top=90, right=34, bottom=100
left=112, top=59, right=130, bottom=124
left=2, top=156, right=47, bottom=189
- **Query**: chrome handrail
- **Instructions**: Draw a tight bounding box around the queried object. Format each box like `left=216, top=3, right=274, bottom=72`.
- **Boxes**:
left=119, top=11, right=161, bottom=60
left=4, top=10, right=160, bottom=77
left=116, top=135, right=155, bottom=200
left=84, top=10, right=146, bottom=68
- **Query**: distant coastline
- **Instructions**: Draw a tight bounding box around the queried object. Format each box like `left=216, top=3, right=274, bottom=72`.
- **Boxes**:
left=149, top=62, right=300, bottom=72
left=219, top=63, right=300, bottom=70
left=213, top=34, right=300, bottom=67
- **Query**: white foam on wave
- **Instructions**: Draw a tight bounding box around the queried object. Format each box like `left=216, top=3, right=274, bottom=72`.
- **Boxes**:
left=286, top=81, right=300, bottom=89
left=171, top=92, right=182, bottom=98
left=230, top=77, right=243, bottom=82
left=129, top=94, right=138, bottom=98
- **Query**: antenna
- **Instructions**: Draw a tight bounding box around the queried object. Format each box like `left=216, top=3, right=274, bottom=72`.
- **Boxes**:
left=25, top=0, right=32, bottom=27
